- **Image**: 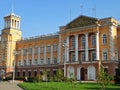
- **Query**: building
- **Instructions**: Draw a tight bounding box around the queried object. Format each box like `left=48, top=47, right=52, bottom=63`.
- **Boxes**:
left=0, top=13, right=119, bottom=81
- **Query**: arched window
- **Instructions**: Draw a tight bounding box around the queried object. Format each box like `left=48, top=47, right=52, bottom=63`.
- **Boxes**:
left=102, top=34, right=107, bottom=44
left=81, top=36, right=85, bottom=49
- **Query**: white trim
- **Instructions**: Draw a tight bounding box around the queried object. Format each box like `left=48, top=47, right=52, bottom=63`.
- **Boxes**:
left=85, top=33, right=89, bottom=61
left=44, top=46, right=46, bottom=64
left=96, top=31, right=100, bottom=60
left=75, top=34, right=78, bottom=61
left=66, top=37, right=69, bottom=62
left=50, top=45, right=53, bottom=64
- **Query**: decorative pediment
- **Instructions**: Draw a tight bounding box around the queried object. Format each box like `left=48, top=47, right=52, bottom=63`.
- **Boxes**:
left=66, top=15, right=98, bottom=29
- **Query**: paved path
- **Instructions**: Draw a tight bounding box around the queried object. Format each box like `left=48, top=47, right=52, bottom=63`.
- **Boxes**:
left=0, top=81, right=23, bottom=90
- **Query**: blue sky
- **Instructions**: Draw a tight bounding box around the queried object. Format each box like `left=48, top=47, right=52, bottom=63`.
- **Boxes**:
left=0, top=0, right=120, bottom=37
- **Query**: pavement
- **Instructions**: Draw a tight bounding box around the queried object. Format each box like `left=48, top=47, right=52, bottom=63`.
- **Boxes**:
left=0, top=81, right=23, bottom=90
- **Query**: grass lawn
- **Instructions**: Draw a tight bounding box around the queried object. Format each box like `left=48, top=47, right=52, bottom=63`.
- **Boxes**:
left=18, top=82, right=120, bottom=90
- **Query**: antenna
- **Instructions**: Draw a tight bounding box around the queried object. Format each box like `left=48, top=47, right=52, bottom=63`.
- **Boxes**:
left=69, top=8, right=71, bottom=21
left=80, top=3, right=84, bottom=15
left=11, top=4, right=14, bottom=13
left=92, top=5, right=96, bottom=17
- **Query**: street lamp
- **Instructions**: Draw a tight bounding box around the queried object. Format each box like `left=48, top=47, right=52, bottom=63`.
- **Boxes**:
left=62, top=43, right=68, bottom=77
left=12, top=50, right=18, bottom=83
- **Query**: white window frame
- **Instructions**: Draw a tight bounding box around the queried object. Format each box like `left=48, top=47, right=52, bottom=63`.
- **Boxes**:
left=81, top=36, right=85, bottom=49
left=71, top=53, right=75, bottom=62
left=102, top=34, right=107, bottom=45
left=71, top=37, right=75, bottom=49
left=102, top=50, right=107, bottom=60
left=91, top=51, right=96, bottom=61
left=91, top=35, right=96, bottom=46
left=81, top=52, right=85, bottom=61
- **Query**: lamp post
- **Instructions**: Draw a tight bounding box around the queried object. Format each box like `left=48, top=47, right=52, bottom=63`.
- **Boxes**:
left=12, top=50, right=18, bottom=83
left=62, top=43, right=68, bottom=77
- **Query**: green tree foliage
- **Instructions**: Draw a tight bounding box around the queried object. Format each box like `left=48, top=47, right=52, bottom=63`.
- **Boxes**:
left=43, top=70, right=48, bottom=87
left=56, top=69, right=63, bottom=82
left=98, top=64, right=112, bottom=90
left=115, top=61, right=120, bottom=83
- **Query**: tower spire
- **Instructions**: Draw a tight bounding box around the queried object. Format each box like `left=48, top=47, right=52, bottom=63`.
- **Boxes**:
left=11, top=4, right=14, bottom=14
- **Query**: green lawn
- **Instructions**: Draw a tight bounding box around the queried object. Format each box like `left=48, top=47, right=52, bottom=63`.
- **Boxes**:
left=18, top=82, right=120, bottom=90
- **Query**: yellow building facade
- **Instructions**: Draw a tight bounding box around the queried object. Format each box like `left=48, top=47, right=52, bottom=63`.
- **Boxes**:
left=0, top=13, right=119, bottom=81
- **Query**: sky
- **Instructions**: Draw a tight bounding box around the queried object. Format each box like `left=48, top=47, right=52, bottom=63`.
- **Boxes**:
left=0, top=0, right=120, bottom=38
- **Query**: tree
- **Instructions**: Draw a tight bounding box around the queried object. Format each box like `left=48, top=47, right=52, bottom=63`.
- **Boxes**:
left=97, top=64, right=112, bottom=90
left=43, top=70, right=48, bottom=87
left=115, top=60, right=120, bottom=83
left=56, top=69, right=63, bottom=82
left=56, top=69, right=63, bottom=90
left=69, top=72, right=77, bottom=90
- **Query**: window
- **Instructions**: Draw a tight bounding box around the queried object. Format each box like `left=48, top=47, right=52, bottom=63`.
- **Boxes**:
left=63, top=55, right=65, bottom=63
left=91, top=35, right=96, bottom=45
left=35, top=59, right=38, bottom=65
left=23, top=49, right=27, bottom=55
left=103, top=51, right=107, bottom=60
left=40, top=71, right=43, bottom=75
left=104, top=68, right=108, bottom=75
left=18, top=60, right=21, bottom=66
left=34, top=47, right=38, bottom=54
left=2, top=55, right=5, bottom=61
left=63, top=39, right=66, bottom=44
left=40, top=59, right=44, bottom=65
left=29, top=48, right=32, bottom=54
left=54, top=58, right=57, bottom=64
left=53, top=45, right=58, bottom=52
left=71, top=53, right=75, bottom=62
left=47, top=46, right=51, bottom=52
left=24, top=60, right=26, bottom=66
left=102, top=34, right=107, bottom=44
left=91, top=52, right=96, bottom=61
left=81, top=52, right=85, bottom=61
left=41, top=47, right=44, bottom=53
left=34, top=71, right=37, bottom=77
left=81, top=36, right=85, bottom=49
left=47, top=58, right=50, bottom=64
left=71, top=37, right=75, bottom=49
left=23, top=71, right=25, bottom=77
left=29, top=60, right=32, bottom=65
left=28, top=71, right=31, bottom=77
left=17, top=72, right=20, bottom=77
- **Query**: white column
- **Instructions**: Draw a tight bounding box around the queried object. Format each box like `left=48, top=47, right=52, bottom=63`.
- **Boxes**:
left=44, top=46, right=46, bottom=64
left=58, top=34, right=61, bottom=63
left=10, top=19, right=12, bottom=28
left=85, top=33, right=89, bottom=61
left=75, top=34, right=78, bottom=61
left=38, top=47, right=40, bottom=65
left=50, top=45, right=53, bottom=64
left=26, top=49, right=29, bottom=65
left=66, top=36, right=69, bottom=62
left=96, top=31, right=100, bottom=60
left=19, top=21, right=20, bottom=29
left=32, top=47, right=34, bottom=65
left=21, top=49, right=23, bottom=66
left=109, top=25, right=114, bottom=60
